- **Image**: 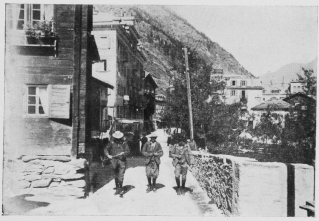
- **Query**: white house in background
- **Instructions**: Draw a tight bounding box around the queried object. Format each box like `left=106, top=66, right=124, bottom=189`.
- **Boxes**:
left=223, top=74, right=263, bottom=110
left=262, top=83, right=290, bottom=101
left=289, top=81, right=305, bottom=94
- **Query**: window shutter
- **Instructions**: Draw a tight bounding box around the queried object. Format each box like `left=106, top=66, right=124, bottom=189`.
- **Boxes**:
left=48, top=85, right=70, bottom=119
left=235, top=90, right=238, bottom=96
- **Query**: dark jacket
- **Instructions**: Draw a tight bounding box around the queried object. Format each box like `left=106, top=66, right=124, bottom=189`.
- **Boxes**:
left=141, top=136, right=148, bottom=147
left=104, top=141, right=130, bottom=167
left=142, top=141, right=163, bottom=165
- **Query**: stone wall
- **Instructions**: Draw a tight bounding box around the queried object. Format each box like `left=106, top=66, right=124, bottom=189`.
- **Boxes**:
left=191, top=152, right=315, bottom=217
left=3, top=155, right=88, bottom=199
left=191, top=154, right=239, bottom=216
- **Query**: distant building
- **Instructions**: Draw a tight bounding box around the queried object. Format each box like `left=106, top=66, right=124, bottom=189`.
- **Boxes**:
left=222, top=74, right=263, bottom=110
left=289, top=82, right=305, bottom=94
left=262, top=83, right=290, bottom=101
left=251, top=99, right=292, bottom=128
left=153, top=94, right=166, bottom=129
left=142, top=73, right=158, bottom=133
left=92, top=11, right=147, bottom=135
left=283, top=92, right=316, bottom=118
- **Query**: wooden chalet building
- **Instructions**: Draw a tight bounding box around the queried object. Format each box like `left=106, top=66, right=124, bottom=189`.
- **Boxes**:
left=4, top=4, right=115, bottom=198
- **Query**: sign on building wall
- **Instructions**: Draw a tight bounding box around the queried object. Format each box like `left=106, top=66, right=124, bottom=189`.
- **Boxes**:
left=49, top=85, right=70, bottom=119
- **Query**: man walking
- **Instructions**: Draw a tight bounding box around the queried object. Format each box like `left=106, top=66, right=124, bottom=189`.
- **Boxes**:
left=169, top=141, right=192, bottom=195
left=142, top=132, right=163, bottom=193
left=104, top=131, right=130, bottom=195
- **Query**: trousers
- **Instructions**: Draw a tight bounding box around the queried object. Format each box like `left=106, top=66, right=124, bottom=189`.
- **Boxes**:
left=112, top=159, right=126, bottom=182
left=146, top=161, right=159, bottom=178
left=174, top=164, right=188, bottom=180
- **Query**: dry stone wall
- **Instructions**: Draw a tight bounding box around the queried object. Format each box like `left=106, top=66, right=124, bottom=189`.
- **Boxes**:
left=191, top=152, right=314, bottom=217
left=4, top=155, right=88, bottom=199
left=191, top=153, right=239, bottom=216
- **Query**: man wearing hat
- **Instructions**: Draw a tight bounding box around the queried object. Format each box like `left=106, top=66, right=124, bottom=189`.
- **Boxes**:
left=104, top=131, right=130, bottom=195
left=169, top=141, right=193, bottom=195
left=141, top=132, right=163, bottom=193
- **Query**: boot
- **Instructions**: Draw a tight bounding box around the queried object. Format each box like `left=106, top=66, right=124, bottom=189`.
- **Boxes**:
left=114, top=179, right=118, bottom=190
left=146, top=177, right=152, bottom=193
left=175, top=177, right=181, bottom=195
left=114, top=182, right=120, bottom=195
left=146, top=185, right=152, bottom=193
left=118, top=181, right=124, bottom=195
left=152, top=178, right=157, bottom=192
left=181, top=179, right=186, bottom=195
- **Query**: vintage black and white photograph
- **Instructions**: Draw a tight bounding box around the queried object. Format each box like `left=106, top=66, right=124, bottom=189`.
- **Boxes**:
left=2, top=0, right=318, bottom=217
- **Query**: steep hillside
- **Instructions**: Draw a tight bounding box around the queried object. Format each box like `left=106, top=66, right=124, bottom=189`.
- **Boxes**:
left=94, top=5, right=255, bottom=93
left=260, top=59, right=317, bottom=87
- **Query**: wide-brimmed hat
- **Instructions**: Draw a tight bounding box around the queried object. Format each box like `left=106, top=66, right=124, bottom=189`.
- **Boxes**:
left=112, top=131, right=124, bottom=139
left=149, top=132, right=158, bottom=138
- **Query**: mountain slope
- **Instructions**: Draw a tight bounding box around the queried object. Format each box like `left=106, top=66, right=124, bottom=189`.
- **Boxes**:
left=260, top=59, right=317, bottom=87
left=94, top=5, right=255, bottom=93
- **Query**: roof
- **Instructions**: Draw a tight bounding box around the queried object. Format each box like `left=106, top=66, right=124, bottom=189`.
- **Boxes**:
left=91, top=76, right=114, bottom=89
left=143, top=72, right=158, bottom=89
left=283, top=92, right=316, bottom=102
left=262, top=84, right=290, bottom=95
left=224, top=74, right=254, bottom=79
left=89, top=35, right=100, bottom=61
left=251, top=99, right=292, bottom=111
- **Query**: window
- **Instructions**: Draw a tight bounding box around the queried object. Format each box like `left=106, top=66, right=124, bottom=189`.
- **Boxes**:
left=241, top=81, right=246, bottom=86
left=93, top=60, right=106, bottom=72
left=231, top=90, right=236, bottom=96
left=231, top=80, right=236, bottom=86
left=25, top=85, right=70, bottom=118
left=27, top=85, right=48, bottom=116
left=6, top=4, right=53, bottom=31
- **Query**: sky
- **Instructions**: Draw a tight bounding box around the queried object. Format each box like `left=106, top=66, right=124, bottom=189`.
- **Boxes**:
left=169, top=5, right=318, bottom=77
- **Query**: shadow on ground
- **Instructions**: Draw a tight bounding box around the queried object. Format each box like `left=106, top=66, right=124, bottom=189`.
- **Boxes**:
left=2, top=194, right=50, bottom=215
left=90, top=156, right=145, bottom=193
left=172, top=186, right=194, bottom=194
left=119, top=185, right=135, bottom=197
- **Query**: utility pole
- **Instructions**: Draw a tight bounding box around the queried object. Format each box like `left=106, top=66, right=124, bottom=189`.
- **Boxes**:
left=183, top=47, right=194, bottom=140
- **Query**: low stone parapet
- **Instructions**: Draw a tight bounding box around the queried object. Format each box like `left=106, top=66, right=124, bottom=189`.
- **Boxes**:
left=191, top=151, right=314, bottom=217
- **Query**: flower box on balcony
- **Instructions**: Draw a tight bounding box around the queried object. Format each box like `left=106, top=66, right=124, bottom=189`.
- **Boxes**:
left=26, top=36, right=56, bottom=45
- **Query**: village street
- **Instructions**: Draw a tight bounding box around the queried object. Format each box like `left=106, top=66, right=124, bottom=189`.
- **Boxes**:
left=15, top=129, right=223, bottom=216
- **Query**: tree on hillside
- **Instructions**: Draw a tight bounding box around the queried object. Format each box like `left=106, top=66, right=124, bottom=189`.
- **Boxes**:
left=297, top=68, right=316, bottom=96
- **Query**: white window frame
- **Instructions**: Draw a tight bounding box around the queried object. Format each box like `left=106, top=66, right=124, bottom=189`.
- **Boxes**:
left=24, top=84, right=70, bottom=119
left=25, top=85, right=49, bottom=117
left=231, top=80, right=236, bottom=86
left=6, top=4, right=45, bottom=32
left=93, top=60, right=107, bottom=72
left=241, top=80, right=246, bottom=86
left=231, top=90, right=236, bottom=96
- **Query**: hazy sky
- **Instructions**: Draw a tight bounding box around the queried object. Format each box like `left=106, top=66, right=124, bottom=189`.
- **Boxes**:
left=169, top=5, right=318, bottom=76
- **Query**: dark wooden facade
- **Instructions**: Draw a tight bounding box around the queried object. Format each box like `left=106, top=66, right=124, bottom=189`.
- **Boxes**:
left=143, top=74, right=158, bottom=133
left=4, top=4, right=97, bottom=158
